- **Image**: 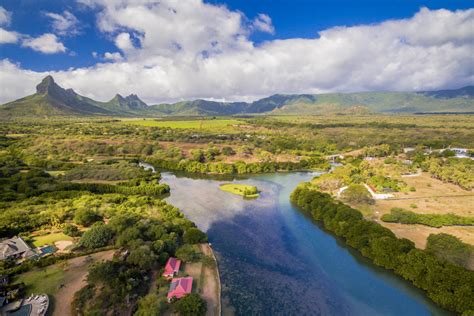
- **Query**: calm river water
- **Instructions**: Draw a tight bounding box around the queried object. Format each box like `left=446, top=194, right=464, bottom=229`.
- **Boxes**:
left=162, top=170, right=448, bottom=316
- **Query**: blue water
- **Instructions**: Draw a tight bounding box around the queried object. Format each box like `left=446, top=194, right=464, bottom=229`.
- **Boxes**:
left=163, top=171, right=448, bottom=316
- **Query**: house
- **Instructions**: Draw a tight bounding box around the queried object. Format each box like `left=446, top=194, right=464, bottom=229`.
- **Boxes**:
left=0, top=237, right=36, bottom=261
left=162, top=257, right=181, bottom=278
left=167, top=277, right=193, bottom=302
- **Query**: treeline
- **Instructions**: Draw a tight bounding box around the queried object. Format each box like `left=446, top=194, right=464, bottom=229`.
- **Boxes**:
left=61, top=161, right=150, bottom=181
left=291, top=185, right=474, bottom=314
left=422, top=157, right=474, bottom=190
left=426, top=233, right=474, bottom=270
left=382, top=208, right=474, bottom=228
left=0, top=163, right=169, bottom=202
left=145, top=158, right=328, bottom=174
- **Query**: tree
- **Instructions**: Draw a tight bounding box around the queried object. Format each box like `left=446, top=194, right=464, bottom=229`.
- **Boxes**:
left=183, top=228, right=207, bottom=244
left=222, top=146, right=235, bottom=156
left=175, top=244, right=200, bottom=262
left=74, top=208, right=102, bottom=227
left=79, top=223, right=114, bottom=249
left=134, top=294, right=165, bottom=316
left=341, top=184, right=374, bottom=204
left=174, top=293, right=207, bottom=316
left=63, top=223, right=81, bottom=237
left=126, top=245, right=158, bottom=270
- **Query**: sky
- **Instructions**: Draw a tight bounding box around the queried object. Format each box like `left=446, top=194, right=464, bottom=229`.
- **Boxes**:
left=0, top=0, right=473, bottom=104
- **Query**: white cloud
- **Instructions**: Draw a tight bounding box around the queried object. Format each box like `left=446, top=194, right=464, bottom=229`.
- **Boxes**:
left=104, top=51, right=123, bottom=61
left=45, top=10, right=80, bottom=36
left=1, top=3, right=473, bottom=104
left=115, top=32, right=135, bottom=52
left=22, top=33, right=66, bottom=54
left=0, top=28, right=19, bottom=44
left=253, top=14, right=274, bottom=34
left=0, top=6, right=11, bottom=26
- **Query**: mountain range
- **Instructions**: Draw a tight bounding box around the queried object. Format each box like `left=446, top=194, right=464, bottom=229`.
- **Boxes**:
left=1, top=76, right=473, bottom=117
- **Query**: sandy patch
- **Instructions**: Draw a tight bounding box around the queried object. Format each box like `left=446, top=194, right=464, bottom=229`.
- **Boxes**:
left=54, top=241, right=74, bottom=252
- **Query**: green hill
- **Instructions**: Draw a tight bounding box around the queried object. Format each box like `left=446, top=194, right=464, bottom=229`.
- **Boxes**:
left=1, top=76, right=472, bottom=117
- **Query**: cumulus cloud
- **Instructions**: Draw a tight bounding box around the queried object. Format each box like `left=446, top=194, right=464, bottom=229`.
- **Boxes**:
left=253, top=14, right=275, bottom=34
left=45, top=10, right=80, bottom=36
left=104, top=51, right=123, bottom=61
left=0, top=6, right=11, bottom=25
left=0, top=2, right=473, bottom=104
left=0, top=28, right=19, bottom=44
left=22, top=33, right=66, bottom=54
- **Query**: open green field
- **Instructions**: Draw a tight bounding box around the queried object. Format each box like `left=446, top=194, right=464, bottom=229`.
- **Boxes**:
left=219, top=183, right=259, bottom=198
left=31, top=233, right=74, bottom=247
left=122, top=118, right=242, bottom=131
left=15, top=266, right=65, bottom=295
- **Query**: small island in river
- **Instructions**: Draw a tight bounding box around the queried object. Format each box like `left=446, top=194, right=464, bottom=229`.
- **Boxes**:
left=220, top=183, right=260, bottom=198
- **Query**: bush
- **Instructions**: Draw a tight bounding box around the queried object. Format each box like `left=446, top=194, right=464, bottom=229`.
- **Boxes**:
left=79, top=223, right=114, bottom=249
left=183, top=228, right=208, bottom=244
left=63, top=224, right=81, bottom=237
left=341, top=184, right=374, bottom=204
left=381, top=208, right=474, bottom=228
left=74, top=208, right=102, bottom=227
left=174, top=293, right=207, bottom=316
left=426, top=233, right=474, bottom=269
left=175, top=244, right=200, bottom=262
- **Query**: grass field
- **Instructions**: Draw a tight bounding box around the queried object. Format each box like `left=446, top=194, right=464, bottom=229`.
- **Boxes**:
left=15, top=266, right=65, bottom=295
left=219, top=183, right=259, bottom=198
left=122, top=118, right=242, bottom=132
left=31, top=233, right=74, bottom=247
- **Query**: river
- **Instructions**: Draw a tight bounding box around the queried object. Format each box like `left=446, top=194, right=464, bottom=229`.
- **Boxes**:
left=159, top=169, right=448, bottom=315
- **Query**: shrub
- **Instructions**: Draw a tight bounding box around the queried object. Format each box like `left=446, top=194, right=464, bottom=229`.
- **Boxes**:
left=74, top=208, right=102, bottom=227
left=183, top=228, right=208, bottom=244
left=174, top=293, right=207, bottom=316
left=341, top=184, right=374, bottom=204
left=79, top=223, right=114, bottom=249
left=63, top=224, right=81, bottom=237
left=175, top=244, right=200, bottom=262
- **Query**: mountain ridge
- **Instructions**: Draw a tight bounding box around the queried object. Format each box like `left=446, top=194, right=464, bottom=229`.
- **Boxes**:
left=1, top=76, right=473, bottom=117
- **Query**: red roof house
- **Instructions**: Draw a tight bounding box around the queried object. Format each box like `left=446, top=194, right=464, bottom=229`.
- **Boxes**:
left=167, top=277, right=193, bottom=301
left=163, top=257, right=181, bottom=278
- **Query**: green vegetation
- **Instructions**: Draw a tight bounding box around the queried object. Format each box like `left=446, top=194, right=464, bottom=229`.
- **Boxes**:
left=381, top=208, right=474, bottom=228
left=31, top=232, right=74, bottom=247
left=174, top=293, right=207, bottom=316
left=219, top=183, right=260, bottom=198
left=423, top=157, right=474, bottom=190
left=426, top=233, right=474, bottom=270
left=291, top=185, right=474, bottom=314
left=340, top=184, right=373, bottom=204
left=183, top=228, right=208, bottom=244
left=2, top=76, right=472, bottom=118
left=15, top=266, right=65, bottom=295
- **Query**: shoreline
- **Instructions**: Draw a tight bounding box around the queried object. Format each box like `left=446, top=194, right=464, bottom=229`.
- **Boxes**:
left=200, top=243, right=222, bottom=316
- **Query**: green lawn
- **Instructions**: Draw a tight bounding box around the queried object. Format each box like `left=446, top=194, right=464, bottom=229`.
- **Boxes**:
left=15, top=266, right=65, bottom=295
left=219, top=183, right=259, bottom=198
left=31, top=232, right=73, bottom=247
left=122, top=119, right=242, bottom=131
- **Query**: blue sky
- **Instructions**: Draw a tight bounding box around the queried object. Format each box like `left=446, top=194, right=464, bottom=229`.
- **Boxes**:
left=0, top=0, right=473, bottom=103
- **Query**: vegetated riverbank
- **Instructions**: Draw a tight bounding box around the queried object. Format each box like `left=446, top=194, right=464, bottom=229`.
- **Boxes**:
left=144, top=157, right=329, bottom=175
left=291, top=184, right=474, bottom=314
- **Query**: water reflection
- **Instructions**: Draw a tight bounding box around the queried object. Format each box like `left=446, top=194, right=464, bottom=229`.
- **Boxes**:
left=163, top=171, right=448, bottom=316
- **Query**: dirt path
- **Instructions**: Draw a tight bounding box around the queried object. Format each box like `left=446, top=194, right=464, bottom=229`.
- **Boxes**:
left=199, top=244, right=221, bottom=316
left=52, top=250, right=115, bottom=316
left=182, top=244, right=221, bottom=316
